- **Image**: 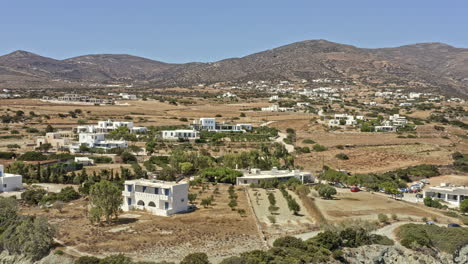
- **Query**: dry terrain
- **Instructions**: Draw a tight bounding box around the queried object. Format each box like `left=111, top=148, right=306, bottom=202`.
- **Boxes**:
left=247, top=188, right=316, bottom=245
left=312, top=188, right=460, bottom=224
left=21, top=184, right=265, bottom=263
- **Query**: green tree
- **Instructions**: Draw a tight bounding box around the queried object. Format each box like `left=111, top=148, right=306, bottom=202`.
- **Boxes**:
left=75, top=256, right=100, bottom=264
left=181, top=252, right=210, bottom=264
left=460, top=199, right=468, bottom=214
left=200, top=199, right=212, bottom=208
left=287, top=198, right=301, bottom=215
left=45, top=124, right=54, bottom=133
left=180, top=162, right=194, bottom=175
left=188, top=193, right=197, bottom=205
left=2, top=216, right=55, bottom=261
left=21, top=188, right=47, bottom=205
left=121, top=152, right=137, bottom=164
left=89, top=180, right=123, bottom=224
left=378, top=213, right=389, bottom=224
left=318, top=185, right=337, bottom=199
left=145, top=140, right=157, bottom=155
left=100, top=254, right=132, bottom=264
left=228, top=199, right=237, bottom=210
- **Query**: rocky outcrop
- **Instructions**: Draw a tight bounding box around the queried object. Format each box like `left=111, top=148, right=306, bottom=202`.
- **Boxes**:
left=0, top=251, right=74, bottom=264
left=343, top=245, right=468, bottom=264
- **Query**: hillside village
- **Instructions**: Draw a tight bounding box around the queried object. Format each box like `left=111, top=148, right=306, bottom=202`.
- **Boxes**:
left=0, top=78, right=467, bottom=264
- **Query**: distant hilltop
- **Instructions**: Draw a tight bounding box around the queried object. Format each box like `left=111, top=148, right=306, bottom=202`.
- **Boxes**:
left=0, top=40, right=467, bottom=97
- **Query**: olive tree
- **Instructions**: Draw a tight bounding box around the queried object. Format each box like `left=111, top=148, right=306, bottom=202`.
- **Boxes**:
left=89, top=180, right=123, bottom=224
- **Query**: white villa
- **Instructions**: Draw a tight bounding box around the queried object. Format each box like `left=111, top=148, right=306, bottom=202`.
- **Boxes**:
left=77, top=120, right=146, bottom=134
left=236, top=167, right=313, bottom=185
left=70, top=133, right=128, bottom=153
left=74, top=157, right=94, bottom=166
left=261, top=104, right=295, bottom=112
left=389, top=114, right=408, bottom=127
left=122, top=179, right=189, bottom=216
left=162, top=129, right=200, bottom=141
left=424, top=185, right=468, bottom=207
left=191, top=118, right=252, bottom=132
left=328, top=114, right=357, bottom=127
left=375, top=125, right=396, bottom=132
left=0, top=165, right=22, bottom=192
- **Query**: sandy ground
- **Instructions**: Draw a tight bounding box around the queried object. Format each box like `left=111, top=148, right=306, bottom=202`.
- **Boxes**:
left=20, top=184, right=265, bottom=264
left=418, top=175, right=468, bottom=187
left=247, top=188, right=315, bottom=245
left=312, top=188, right=461, bottom=224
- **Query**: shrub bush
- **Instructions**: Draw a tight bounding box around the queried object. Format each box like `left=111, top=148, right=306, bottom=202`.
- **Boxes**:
left=335, top=153, right=349, bottom=160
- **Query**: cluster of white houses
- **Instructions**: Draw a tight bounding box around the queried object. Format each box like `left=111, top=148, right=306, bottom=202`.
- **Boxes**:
left=261, top=104, right=295, bottom=112
left=328, top=114, right=365, bottom=127
left=41, top=94, right=114, bottom=105
left=324, top=113, right=409, bottom=132
left=0, top=164, right=22, bottom=193
left=36, top=120, right=143, bottom=153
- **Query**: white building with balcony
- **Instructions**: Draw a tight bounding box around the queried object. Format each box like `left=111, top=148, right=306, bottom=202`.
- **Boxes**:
left=424, top=185, right=468, bottom=207
left=76, top=120, right=146, bottom=133
left=70, top=133, right=128, bottom=153
left=389, top=114, right=408, bottom=127
left=122, top=179, right=189, bottom=216
left=191, top=118, right=252, bottom=132
left=162, top=129, right=200, bottom=141
left=0, top=164, right=23, bottom=192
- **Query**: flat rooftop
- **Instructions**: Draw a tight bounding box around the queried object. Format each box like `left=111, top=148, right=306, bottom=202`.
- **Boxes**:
left=425, top=186, right=468, bottom=195
left=238, top=168, right=311, bottom=179
left=124, top=179, right=188, bottom=188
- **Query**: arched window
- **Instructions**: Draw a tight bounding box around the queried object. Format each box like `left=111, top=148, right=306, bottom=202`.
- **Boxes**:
left=137, top=200, right=145, bottom=206
left=148, top=202, right=156, bottom=207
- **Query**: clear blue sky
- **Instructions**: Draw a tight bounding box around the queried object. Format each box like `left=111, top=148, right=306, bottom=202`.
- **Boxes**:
left=1, top=0, right=467, bottom=63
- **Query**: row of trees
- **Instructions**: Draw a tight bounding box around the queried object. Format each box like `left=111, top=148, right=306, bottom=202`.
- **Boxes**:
left=279, top=186, right=301, bottom=215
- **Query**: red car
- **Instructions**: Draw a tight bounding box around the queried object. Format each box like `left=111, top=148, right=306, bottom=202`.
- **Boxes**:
left=350, top=186, right=360, bottom=192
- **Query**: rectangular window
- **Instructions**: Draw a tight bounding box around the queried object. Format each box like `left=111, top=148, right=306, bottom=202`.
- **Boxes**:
left=164, top=202, right=169, bottom=210
left=142, top=186, right=147, bottom=193
left=154, top=188, right=159, bottom=194
left=127, top=198, right=132, bottom=205
left=127, top=185, right=133, bottom=192
left=164, top=189, right=170, bottom=196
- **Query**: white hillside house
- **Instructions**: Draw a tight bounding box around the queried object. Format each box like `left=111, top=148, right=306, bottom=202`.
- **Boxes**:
left=70, top=133, right=128, bottom=153
left=122, top=179, right=189, bottom=216
left=236, top=167, right=313, bottom=185
left=389, top=114, right=408, bottom=127
left=77, top=120, right=146, bottom=133
left=191, top=118, right=252, bottom=132
left=424, top=185, right=468, bottom=207
left=162, top=129, right=200, bottom=141
left=0, top=165, right=23, bottom=192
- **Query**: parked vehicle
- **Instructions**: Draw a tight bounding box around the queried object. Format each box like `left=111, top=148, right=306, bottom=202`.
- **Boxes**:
left=448, top=223, right=461, bottom=227
left=350, top=186, right=360, bottom=192
left=415, top=194, right=423, bottom=198
left=426, top=221, right=435, bottom=225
